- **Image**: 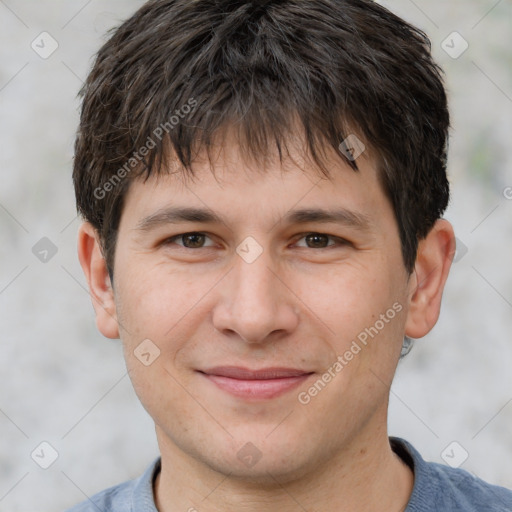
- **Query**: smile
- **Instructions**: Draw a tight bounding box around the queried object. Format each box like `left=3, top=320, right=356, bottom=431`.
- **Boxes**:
left=198, top=367, right=315, bottom=400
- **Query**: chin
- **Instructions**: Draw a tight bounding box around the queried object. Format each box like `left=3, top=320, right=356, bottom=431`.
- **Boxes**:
left=189, top=427, right=322, bottom=486
left=208, top=450, right=313, bottom=486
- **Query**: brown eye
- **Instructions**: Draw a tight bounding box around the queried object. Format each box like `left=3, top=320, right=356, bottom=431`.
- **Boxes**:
left=293, top=233, right=351, bottom=250
left=294, top=233, right=339, bottom=249
left=305, top=233, right=330, bottom=248
left=181, top=233, right=206, bottom=248
left=163, top=232, right=214, bottom=249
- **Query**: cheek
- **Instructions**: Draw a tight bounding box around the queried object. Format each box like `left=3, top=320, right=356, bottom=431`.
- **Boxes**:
left=114, top=260, right=228, bottom=379
left=293, top=262, right=391, bottom=332
left=302, top=260, right=407, bottom=369
left=113, top=263, right=207, bottom=418
left=115, top=259, right=210, bottom=337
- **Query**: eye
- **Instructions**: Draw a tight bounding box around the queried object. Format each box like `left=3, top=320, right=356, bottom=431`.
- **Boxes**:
left=294, top=232, right=349, bottom=249
left=163, top=232, right=215, bottom=249
left=161, top=232, right=349, bottom=251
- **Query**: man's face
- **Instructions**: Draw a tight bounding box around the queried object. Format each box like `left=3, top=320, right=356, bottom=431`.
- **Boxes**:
left=111, top=139, right=412, bottom=481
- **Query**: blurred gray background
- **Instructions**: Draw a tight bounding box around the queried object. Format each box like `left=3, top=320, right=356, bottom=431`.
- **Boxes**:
left=0, top=0, right=511, bottom=510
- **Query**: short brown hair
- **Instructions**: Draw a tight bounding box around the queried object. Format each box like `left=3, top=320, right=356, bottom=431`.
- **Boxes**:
left=73, top=0, right=450, bottom=280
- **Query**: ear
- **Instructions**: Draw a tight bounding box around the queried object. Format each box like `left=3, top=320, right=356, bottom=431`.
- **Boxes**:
left=404, top=219, right=455, bottom=339
left=77, top=222, right=120, bottom=339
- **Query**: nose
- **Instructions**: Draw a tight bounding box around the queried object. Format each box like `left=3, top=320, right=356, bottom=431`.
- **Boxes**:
left=211, top=247, right=300, bottom=344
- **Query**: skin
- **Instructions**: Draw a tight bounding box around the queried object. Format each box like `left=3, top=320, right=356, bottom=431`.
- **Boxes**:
left=78, top=134, right=455, bottom=512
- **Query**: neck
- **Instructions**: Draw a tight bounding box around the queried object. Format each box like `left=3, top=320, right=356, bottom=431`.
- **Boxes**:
left=154, top=422, right=413, bottom=512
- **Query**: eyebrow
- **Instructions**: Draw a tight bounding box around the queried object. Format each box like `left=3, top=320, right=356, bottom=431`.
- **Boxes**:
left=134, top=206, right=373, bottom=233
left=135, top=207, right=223, bottom=232
left=283, top=208, right=372, bottom=231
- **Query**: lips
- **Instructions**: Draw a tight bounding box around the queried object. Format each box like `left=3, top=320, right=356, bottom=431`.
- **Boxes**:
left=198, top=366, right=314, bottom=400
left=202, top=366, right=312, bottom=379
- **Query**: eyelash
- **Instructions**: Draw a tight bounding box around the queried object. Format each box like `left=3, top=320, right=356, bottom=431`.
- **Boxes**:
left=162, top=232, right=350, bottom=250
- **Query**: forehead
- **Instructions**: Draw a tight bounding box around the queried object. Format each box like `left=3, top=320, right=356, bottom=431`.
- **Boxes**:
left=120, top=138, right=393, bottom=237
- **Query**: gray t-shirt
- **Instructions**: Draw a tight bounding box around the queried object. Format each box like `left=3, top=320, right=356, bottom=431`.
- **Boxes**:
left=65, top=438, right=512, bottom=511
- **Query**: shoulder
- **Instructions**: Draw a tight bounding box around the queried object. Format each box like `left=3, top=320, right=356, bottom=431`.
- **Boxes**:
left=424, top=461, right=512, bottom=511
left=392, top=438, right=512, bottom=512
left=63, top=458, right=161, bottom=512
left=64, top=481, right=132, bottom=512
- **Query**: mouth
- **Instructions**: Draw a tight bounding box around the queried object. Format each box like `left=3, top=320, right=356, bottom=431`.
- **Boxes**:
left=198, top=366, right=315, bottom=400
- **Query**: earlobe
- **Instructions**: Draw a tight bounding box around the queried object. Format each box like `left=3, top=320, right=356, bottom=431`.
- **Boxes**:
left=77, top=222, right=120, bottom=339
left=404, top=219, right=455, bottom=339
